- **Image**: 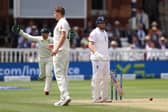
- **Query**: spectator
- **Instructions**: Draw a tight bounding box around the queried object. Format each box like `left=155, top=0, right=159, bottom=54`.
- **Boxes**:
left=144, top=35, right=153, bottom=49
left=111, top=20, right=123, bottom=47
left=158, top=36, right=168, bottom=50
left=76, top=38, right=90, bottom=61
left=123, top=24, right=133, bottom=44
left=136, top=7, right=149, bottom=30
left=109, top=41, right=118, bottom=50
left=148, top=21, right=162, bottom=47
left=83, top=20, right=93, bottom=35
left=131, top=34, right=141, bottom=48
left=31, top=42, right=37, bottom=48
left=144, top=36, right=158, bottom=60
left=17, top=36, right=31, bottom=48
left=25, top=20, right=35, bottom=34
left=136, top=23, right=146, bottom=47
left=106, top=23, right=113, bottom=42
left=128, top=44, right=137, bottom=49
left=127, top=44, right=139, bottom=61
left=30, top=25, right=39, bottom=36
left=112, top=20, right=123, bottom=39
left=29, top=25, right=39, bottom=48
left=109, top=41, right=121, bottom=60
left=112, top=36, right=122, bottom=47
left=80, top=38, right=88, bottom=48
left=70, top=26, right=80, bottom=48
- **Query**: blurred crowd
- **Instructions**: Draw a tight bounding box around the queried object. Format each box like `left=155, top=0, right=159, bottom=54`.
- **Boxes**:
left=0, top=8, right=167, bottom=51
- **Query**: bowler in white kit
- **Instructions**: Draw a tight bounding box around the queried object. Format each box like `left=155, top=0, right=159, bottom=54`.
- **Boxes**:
left=51, top=6, right=71, bottom=106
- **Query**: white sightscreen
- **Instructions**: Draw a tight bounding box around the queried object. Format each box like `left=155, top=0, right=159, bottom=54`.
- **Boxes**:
left=14, top=0, right=87, bottom=18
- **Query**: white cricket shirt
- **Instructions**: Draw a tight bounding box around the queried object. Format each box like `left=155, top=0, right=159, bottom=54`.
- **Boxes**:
left=88, top=27, right=109, bottom=60
left=53, top=17, right=70, bottom=51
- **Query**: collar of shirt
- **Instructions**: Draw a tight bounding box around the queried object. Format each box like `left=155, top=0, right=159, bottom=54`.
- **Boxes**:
left=96, top=27, right=105, bottom=32
left=58, top=17, right=65, bottom=22
left=40, top=37, right=49, bottom=41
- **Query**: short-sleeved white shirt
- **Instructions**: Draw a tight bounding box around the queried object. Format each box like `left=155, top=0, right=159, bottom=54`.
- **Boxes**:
left=53, top=17, right=70, bottom=51
left=88, top=27, right=109, bottom=60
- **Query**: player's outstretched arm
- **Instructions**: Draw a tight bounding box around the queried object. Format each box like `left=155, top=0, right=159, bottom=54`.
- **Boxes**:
left=12, top=24, right=40, bottom=42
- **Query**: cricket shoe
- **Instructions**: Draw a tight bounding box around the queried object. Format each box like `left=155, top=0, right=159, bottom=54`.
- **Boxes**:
left=93, top=99, right=104, bottom=103
left=54, top=100, right=64, bottom=106
left=54, top=96, right=71, bottom=106
left=60, top=96, right=71, bottom=106
left=102, top=99, right=112, bottom=103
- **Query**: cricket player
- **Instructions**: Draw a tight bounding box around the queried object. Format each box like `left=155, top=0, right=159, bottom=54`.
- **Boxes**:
left=12, top=25, right=53, bottom=95
left=88, top=16, right=122, bottom=103
left=51, top=6, right=71, bottom=106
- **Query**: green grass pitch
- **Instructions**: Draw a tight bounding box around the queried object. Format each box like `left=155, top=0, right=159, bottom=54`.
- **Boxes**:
left=0, top=79, right=168, bottom=112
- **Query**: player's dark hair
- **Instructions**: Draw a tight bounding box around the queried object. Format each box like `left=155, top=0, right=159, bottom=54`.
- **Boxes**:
left=55, top=6, right=65, bottom=15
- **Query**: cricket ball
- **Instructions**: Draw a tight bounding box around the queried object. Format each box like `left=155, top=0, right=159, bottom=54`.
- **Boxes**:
left=149, top=97, right=153, bottom=101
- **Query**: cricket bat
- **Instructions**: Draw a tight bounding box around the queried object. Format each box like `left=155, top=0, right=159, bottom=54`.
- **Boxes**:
left=111, top=72, right=123, bottom=97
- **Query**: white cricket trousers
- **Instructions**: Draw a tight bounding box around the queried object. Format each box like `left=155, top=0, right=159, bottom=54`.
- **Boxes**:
left=91, top=61, right=110, bottom=101
left=39, top=58, right=53, bottom=92
left=53, top=50, right=70, bottom=100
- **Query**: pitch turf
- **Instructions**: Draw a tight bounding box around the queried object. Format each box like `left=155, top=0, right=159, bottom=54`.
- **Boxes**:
left=0, top=79, right=168, bottom=112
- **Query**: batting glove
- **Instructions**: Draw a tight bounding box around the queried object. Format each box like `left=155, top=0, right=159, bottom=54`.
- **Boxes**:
left=94, top=51, right=104, bottom=61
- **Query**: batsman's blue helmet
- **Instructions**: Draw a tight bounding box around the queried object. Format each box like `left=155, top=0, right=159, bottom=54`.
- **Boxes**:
left=96, top=16, right=105, bottom=25
left=40, top=27, right=49, bottom=33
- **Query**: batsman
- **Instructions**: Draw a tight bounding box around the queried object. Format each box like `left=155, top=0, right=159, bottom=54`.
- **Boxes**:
left=12, top=25, right=53, bottom=95
left=88, top=16, right=123, bottom=103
